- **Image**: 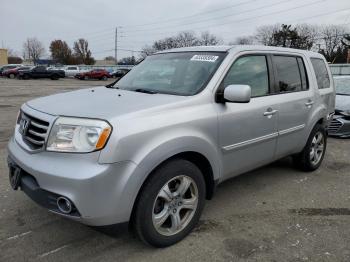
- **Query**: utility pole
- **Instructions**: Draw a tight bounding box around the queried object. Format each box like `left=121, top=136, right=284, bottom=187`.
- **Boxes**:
left=115, top=27, right=118, bottom=65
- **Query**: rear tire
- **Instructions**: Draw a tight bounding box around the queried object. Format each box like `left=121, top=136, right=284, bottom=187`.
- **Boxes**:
left=84, top=76, right=89, bottom=80
left=102, top=75, right=108, bottom=80
left=293, top=124, right=327, bottom=171
left=133, top=159, right=206, bottom=247
left=9, top=73, right=15, bottom=79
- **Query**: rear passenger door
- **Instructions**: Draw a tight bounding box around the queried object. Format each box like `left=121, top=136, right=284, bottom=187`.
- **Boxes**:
left=271, top=55, right=314, bottom=158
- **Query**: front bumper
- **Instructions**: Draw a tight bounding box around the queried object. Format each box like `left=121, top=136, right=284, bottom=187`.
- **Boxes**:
left=8, top=136, right=141, bottom=226
left=328, top=115, right=350, bottom=138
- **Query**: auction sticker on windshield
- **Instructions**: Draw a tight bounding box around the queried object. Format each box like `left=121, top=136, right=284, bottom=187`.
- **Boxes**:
left=190, top=55, right=219, bottom=62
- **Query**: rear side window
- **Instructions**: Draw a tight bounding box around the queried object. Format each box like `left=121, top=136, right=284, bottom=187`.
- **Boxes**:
left=223, top=55, right=269, bottom=97
left=273, top=56, right=304, bottom=93
left=311, top=58, right=330, bottom=89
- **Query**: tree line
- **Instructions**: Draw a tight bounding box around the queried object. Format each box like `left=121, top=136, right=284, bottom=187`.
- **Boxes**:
left=7, top=23, right=350, bottom=65
left=232, top=24, right=350, bottom=63
left=140, top=24, right=349, bottom=63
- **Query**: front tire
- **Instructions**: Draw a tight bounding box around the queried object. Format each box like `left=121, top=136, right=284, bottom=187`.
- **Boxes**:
left=293, top=124, right=327, bottom=171
left=133, top=159, right=206, bottom=247
left=50, top=74, right=59, bottom=80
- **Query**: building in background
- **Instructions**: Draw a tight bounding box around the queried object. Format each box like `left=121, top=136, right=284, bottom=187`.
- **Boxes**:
left=0, top=48, right=8, bottom=65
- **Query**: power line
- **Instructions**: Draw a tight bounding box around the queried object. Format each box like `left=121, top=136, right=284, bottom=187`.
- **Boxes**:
left=120, top=0, right=259, bottom=28
left=93, top=12, right=350, bottom=54
left=123, top=0, right=305, bottom=33
left=119, top=0, right=330, bottom=40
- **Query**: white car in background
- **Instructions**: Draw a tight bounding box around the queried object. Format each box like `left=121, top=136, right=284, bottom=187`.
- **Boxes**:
left=63, top=66, right=82, bottom=77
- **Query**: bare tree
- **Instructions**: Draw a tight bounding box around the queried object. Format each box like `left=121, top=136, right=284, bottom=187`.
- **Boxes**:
left=230, top=36, right=255, bottom=45
left=104, top=56, right=116, bottom=61
left=140, top=45, right=156, bottom=59
left=295, top=24, right=320, bottom=50
left=176, top=31, right=199, bottom=47
left=140, top=31, right=222, bottom=59
left=318, top=25, right=347, bottom=63
left=255, top=24, right=280, bottom=45
left=197, top=31, right=222, bottom=46
left=73, top=38, right=95, bottom=65
left=23, top=37, right=45, bottom=61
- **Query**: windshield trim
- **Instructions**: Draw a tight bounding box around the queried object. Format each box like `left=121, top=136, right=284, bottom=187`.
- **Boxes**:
left=112, top=51, right=228, bottom=96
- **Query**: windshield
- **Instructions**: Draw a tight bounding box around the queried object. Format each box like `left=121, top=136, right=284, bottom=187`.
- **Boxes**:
left=113, top=52, right=226, bottom=95
left=334, top=77, right=350, bottom=95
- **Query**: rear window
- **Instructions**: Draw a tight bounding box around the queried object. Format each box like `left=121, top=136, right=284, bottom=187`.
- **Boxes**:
left=273, top=56, right=304, bottom=93
left=311, top=58, right=330, bottom=89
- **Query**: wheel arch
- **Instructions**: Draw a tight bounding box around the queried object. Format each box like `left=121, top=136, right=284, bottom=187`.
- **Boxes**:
left=129, top=150, right=219, bottom=226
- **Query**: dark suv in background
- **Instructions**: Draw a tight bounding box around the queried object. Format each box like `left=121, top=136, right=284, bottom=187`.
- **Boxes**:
left=18, top=66, right=65, bottom=80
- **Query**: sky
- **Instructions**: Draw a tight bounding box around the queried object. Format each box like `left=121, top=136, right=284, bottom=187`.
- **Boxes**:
left=1, top=0, right=350, bottom=60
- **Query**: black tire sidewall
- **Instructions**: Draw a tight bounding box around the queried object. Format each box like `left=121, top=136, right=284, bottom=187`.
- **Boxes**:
left=134, top=159, right=206, bottom=247
left=297, top=124, right=327, bottom=171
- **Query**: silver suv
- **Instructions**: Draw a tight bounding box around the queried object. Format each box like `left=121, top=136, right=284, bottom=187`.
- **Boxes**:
left=7, top=46, right=335, bottom=247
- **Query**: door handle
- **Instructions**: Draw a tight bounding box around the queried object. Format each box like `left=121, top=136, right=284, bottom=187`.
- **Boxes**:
left=263, top=109, right=278, bottom=117
left=305, top=100, right=314, bottom=107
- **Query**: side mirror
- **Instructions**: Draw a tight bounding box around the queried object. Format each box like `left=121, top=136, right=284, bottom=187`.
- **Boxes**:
left=223, top=84, right=251, bottom=103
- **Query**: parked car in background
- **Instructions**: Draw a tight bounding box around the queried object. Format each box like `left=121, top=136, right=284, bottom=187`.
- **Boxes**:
left=110, top=68, right=130, bottom=78
left=64, top=66, right=82, bottom=77
left=7, top=46, right=334, bottom=247
left=3, top=66, right=33, bottom=79
left=75, top=69, right=111, bottom=80
left=328, top=76, right=350, bottom=138
left=0, top=64, right=22, bottom=76
left=18, top=66, right=65, bottom=80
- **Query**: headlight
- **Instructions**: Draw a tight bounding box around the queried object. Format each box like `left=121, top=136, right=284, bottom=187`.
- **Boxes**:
left=46, top=117, right=112, bottom=153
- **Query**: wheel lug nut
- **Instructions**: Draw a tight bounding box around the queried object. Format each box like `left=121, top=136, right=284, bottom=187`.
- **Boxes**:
left=173, top=209, right=177, bottom=213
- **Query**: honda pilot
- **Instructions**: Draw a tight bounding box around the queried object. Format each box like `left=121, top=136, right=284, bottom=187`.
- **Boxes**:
left=7, top=45, right=335, bottom=247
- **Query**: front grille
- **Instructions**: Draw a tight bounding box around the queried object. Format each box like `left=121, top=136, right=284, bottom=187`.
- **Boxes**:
left=328, top=118, right=343, bottom=134
left=18, top=111, right=50, bottom=150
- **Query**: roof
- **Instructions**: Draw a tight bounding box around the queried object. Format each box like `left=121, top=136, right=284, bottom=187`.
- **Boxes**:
left=157, top=45, right=232, bottom=53
left=157, top=45, right=324, bottom=58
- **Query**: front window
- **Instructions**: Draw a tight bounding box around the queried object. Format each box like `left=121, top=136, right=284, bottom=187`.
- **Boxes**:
left=222, top=55, right=269, bottom=97
left=113, top=52, right=226, bottom=96
left=334, top=77, right=350, bottom=95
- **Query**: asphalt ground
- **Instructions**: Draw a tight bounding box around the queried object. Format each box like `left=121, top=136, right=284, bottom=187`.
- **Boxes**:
left=0, top=77, right=349, bottom=262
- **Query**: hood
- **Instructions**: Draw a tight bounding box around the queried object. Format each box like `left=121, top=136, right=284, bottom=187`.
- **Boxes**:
left=335, top=94, right=350, bottom=111
left=26, top=86, right=185, bottom=120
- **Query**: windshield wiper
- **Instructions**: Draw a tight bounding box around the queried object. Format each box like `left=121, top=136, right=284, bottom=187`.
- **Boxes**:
left=134, top=88, right=158, bottom=94
left=337, top=93, right=350, bottom=96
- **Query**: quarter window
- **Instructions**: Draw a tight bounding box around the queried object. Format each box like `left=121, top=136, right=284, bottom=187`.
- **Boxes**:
left=297, top=57, right=308, bottom=90
left=311, top=58, right=330, bottom=89
left=223, top=55, right=269, bottom=97
left=273, top=56, right=303, bottom=93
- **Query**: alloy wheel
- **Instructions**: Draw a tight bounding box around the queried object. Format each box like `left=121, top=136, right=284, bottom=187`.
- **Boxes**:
left=310, top=131, right=324, bottom=166
left=152, top=175, right=198, bottom=236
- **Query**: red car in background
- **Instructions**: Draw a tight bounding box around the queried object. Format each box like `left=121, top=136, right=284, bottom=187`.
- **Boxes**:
left=3, top=66, right=32, bottom=78
left=75, top=69, right=111, bottom=80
